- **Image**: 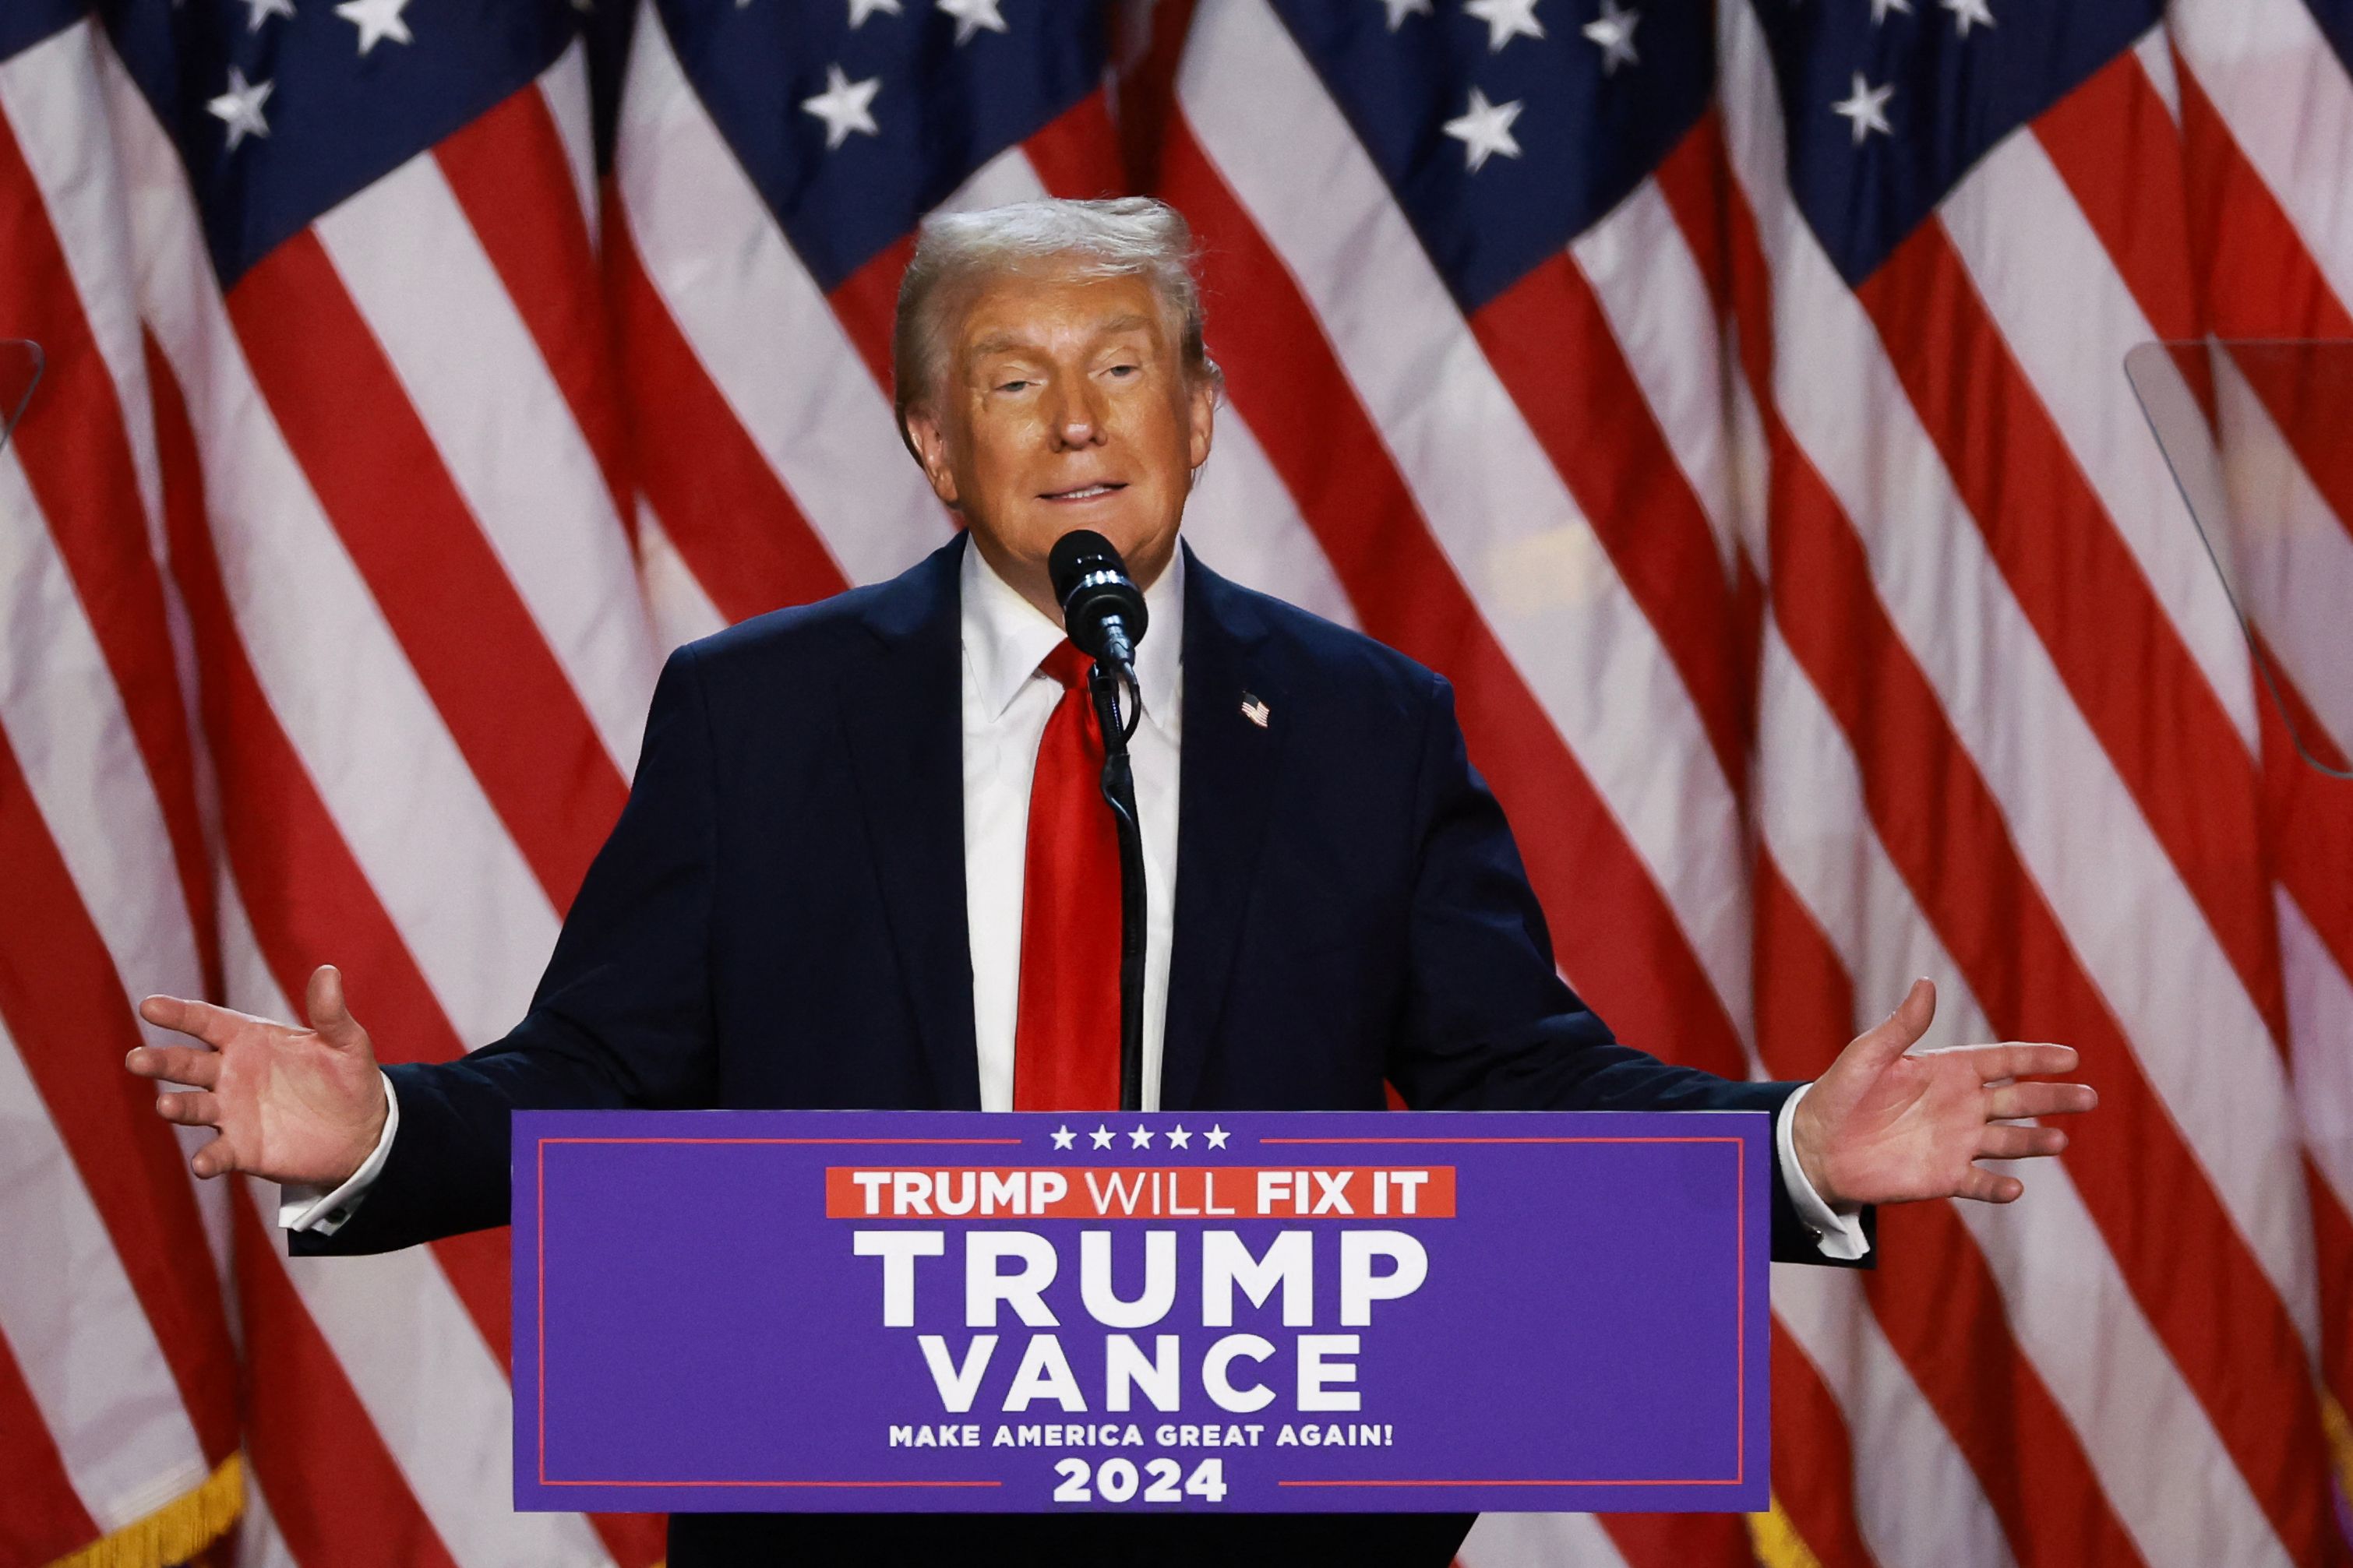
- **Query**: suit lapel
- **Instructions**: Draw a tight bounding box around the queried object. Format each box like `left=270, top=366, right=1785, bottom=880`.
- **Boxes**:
left=841, top=537, right=982, bottom=1109
left=1161, top=547, right=1287, bottom=1111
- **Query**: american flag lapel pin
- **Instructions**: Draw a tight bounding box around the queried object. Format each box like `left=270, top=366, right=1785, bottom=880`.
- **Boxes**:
left=1240, top=693, right=1271, bottom=728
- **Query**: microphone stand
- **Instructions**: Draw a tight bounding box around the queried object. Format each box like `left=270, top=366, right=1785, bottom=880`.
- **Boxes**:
left=1088, top=658, right=1147, bottom=1114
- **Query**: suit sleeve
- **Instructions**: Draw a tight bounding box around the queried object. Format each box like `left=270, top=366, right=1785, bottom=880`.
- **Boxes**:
left=291, top=645, right=722, bottom=1256
left=1381, top=673, right=1873, bottom=1268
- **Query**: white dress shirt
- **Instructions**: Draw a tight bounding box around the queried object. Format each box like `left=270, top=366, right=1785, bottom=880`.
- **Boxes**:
left=288, top=541, right=1864, bottom=1260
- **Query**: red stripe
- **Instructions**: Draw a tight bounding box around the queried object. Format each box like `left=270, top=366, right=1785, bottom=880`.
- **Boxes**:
left=1021, top=87, right=1128, bottom=199
left=226, top=231, right=628, bottom=914
left=0, top=103, right=220, bottom=1000
left=233, top=1196, right=460, bottom=1568
left=144, top=337, right=515, bottom=1367
left=1754, top=852, right=2145, bottom=1568
left=1598, top=1514, right=1752, bottom=1568
left=828, top=231, right=914, bottom=398
left=435, top=83, right=635, bottom=540
left=0, top=1326, right=100, bottom=1564
left=1158, top=114, right=1747, bottom=1075
left=1767, top=1325, right=1880, bottom=1568
left=0, top=727, right=240, bottom=1468
left=1470, top=238, right=1750, bottom=790
left=608, top=217, right=850, bottom=621
left=1713, top=179, right=2341, bottom=1565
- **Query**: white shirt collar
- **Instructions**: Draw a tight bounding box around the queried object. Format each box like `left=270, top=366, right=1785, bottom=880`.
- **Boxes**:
left=961, top=535, right=1184, bottom=731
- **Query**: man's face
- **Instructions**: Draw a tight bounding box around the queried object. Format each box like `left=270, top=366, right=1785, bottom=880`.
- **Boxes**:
left=905, top=263, right=1215, bottom=618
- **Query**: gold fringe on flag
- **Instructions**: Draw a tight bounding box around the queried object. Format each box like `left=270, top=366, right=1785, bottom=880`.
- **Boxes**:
left=1747, top=1495, right=1826, bottom=1568
left=48, top=1452, right=242, bottom=1568
left=2324, top=1389, right=2353, bottom=1513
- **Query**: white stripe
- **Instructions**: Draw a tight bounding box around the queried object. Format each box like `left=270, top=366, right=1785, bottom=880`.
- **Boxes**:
left=0, top=24, right=164, bottom=551
left=2281, top=890, right=2353, bottom=1210
left=2133, top=25, right=2182, bottom=125
left=2207, top=347, right=2353, bottom=759
left=97, top=39, right=560, bottom=1050
left=934, top=142, right=1359, bottom=629
left=1179, top=0, right=1751, bottom=1035
left=1459, top=1510, right=1632, bottom=1568
left=1939, top=127, right=2258, bottom=748
left=0, top=1014, right=208, bottom=1534
left=616, top=0, right=947, bottom=590
left=637, top=499, right=729, bottom=654
left=219, top=892, right=616, bottom=1568
left=1755, top=630, right=2293, bottom=1568
left=1769, top=1268, right=2016, bottom=1568
left=1570, top=180, right=1741, bottom=582
left=313, top=150, right=657, bottom=773
left=538, top=42, right=600, bottom=252
left=1718, top=0, right=2318, bottom=1351
left=232, top=1471, right=302, bottom=1568
left=2173, top=0, right=2353, bottom=323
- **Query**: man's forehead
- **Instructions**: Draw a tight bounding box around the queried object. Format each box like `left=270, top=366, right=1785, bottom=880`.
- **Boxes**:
left=954, top=270, right=1169, bottom=354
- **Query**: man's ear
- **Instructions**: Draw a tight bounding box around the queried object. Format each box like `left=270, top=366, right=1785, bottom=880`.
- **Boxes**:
left=903, top=407, right=961, bottom=509
left=1185, top=374, right=1216, bottom=472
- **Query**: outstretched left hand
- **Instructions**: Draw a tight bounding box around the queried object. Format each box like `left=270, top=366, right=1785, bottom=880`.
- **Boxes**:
left=1791, top=978, right=2097, bottom=1211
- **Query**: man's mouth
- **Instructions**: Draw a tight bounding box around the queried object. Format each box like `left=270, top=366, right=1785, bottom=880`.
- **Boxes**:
left=1041, top=482, right=1127, bottom=502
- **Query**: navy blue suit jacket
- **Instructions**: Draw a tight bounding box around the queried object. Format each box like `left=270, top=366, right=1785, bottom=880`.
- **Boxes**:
left=297, top=535, right=1861, bottom=1266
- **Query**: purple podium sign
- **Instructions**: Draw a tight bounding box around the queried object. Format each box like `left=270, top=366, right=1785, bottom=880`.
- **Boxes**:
left=513, top=1109, right=1768, bottom=1514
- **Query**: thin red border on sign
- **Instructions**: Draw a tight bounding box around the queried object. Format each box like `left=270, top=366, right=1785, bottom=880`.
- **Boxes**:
left=1256, top=1133, right=1748, bottom=1491
left=535, top=1136, right=1016, bottom=1490
left=532, top=1131, right=1751, bottom=1494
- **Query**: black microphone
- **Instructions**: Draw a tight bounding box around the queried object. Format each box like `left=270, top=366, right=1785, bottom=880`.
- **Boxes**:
left=1047, top=530, right=1148, bottom=674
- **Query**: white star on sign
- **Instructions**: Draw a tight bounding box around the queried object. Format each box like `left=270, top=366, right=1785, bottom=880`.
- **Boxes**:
left=937, top=0, right=1007, bottom=44
left=1051, top=1124, right=1076, bottom=1150
left=1166, top=1125, right=1192, bottom=1149
left=1940, top=0, right=1992, bottom=33
left=1129, top=1125, right=1154, bottom=1148
left=1464, top=0, right=1543, bottom=51
left=1869, top=0, right=1911, bottom=21
left=335, top=0, right=413, bottom=55
left=1090, top=1123, right=1116, bottom=1150
left=1831, top=71, right=1894, bottom=145
left=1581, top=0, right=1638, bottom=73
left=244, top=0, right=292, bottom=32
left=802, top=64, right=881, bottom=150
left=1204, top=1125, right=1230, bottom=1150
left=1442, top=86, right=1524, bottom=173
left=1380, top=0, right=1431, bottom=27
left=206, top=66, right=273, bottom=150
left=850, top=0, right=901, bottom=22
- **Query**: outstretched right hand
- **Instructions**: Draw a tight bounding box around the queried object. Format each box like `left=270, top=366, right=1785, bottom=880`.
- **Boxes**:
left=127, top=964, right=388, bottom=1188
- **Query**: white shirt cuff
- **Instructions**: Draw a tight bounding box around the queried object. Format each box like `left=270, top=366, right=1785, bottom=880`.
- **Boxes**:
left=278, top=1071, right=399, bottom=1235
left=1777, top=1081, right=1871, bottom=1261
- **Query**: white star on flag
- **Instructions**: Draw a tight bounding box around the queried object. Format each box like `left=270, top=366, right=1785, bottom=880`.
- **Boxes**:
left=1832, top=71, right=1894, bottom=145
left=1581, top=0, right=1639, bottom=74
left=206, top=66, right=273, bottom=150
left=849, top=0, right=901, bottom=22
left=802, top=64, right=881, bottom=150
left=1870, top=0, right=1912, bottom=20
left=937, top=0, right=1008, bottom=45
left=1129, top=1125, right=1154, bottom=1148
left=1204, top=1125, right=1229, bottom=1150
left=1050, top=1125, right=1076, bottom=1150
left=334, top=0, right=413, bottom=55
left=1166, top=1125, right=1192, bottom=1149
left=244, top=0, right=292, bottom=33
left=1443, top=86, right=1524, bottom=173
left=1380, top=0, right=1431, bottom=28
left=1090, top=1124, right=1115, bottom=1150
left=1464, top=0, right=1544, bottom=51
left=1940, top=0, right=1993, bottom=33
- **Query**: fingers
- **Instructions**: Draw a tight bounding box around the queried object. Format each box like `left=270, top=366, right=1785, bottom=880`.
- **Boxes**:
left=1980, top=1122, right=2067, bottom=1161
left=1845, top=977, right=1939, bottom=1072
left=1928, top=1040, right=2080, bottom=1083
left=124, top=1042, right=221, bottom=1087
left=189, top=1134, right=242, bottom=1180
left=153, top=1089, right=221, bottom=1129
left=1986, top=1080, right=2097, bottom=1120
left=1954, top=1166, right=2025, bottom=1204
left=136, top=995, right=250, bottom=1048
left=304, top=965, right=360, bottom=1049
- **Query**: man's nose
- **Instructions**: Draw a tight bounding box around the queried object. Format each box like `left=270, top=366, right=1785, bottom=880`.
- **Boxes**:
left=1047, top=382, right=1108, bottom=449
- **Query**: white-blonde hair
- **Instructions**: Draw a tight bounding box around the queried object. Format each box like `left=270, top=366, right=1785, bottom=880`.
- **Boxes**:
left=891, top=196, right=1219, bottom=448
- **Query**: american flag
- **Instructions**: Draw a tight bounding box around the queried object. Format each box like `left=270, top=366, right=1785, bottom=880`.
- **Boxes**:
left=1, top=0, right=2347, bottom=1563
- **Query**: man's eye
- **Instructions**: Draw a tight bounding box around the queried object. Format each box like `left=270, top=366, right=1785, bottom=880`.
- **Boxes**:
left=1106, top=363, right=1140, bottom=378
left=994, top=379, right=1031, bottom=393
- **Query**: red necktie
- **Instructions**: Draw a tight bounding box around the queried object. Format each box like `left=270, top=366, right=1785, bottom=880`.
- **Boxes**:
left=1013, top=641, right=1123, bottom=1111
